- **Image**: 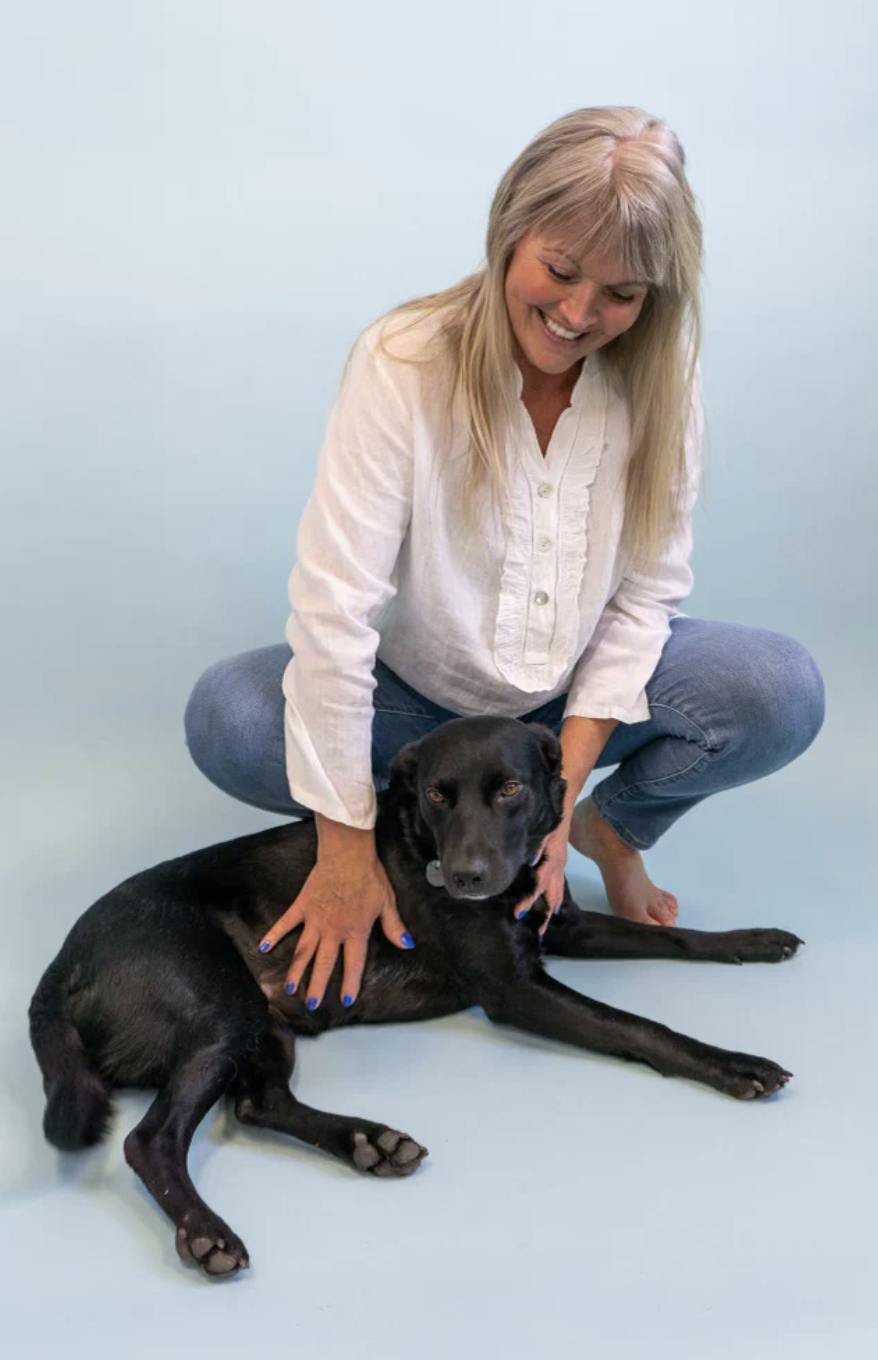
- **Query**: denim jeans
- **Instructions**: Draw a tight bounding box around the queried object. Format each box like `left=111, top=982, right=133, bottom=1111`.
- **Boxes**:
left=183, top=617, right=825, bottom=850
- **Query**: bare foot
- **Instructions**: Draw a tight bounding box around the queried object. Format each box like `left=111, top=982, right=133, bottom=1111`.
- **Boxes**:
left=568, top=795, right=679, bottom=927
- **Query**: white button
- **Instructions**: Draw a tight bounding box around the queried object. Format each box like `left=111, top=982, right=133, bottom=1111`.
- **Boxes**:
left=533, top=590, right=549, bottom=606
left=538, top=536, right=552, bottom=552
left=537, top=482, right=553, bottom=498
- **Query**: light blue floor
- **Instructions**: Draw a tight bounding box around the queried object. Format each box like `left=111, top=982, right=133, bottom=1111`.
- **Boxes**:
left=2, top=647, right=874, bottom=1360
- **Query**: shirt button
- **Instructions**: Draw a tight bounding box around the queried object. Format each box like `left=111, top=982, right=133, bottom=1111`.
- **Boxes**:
left=537, top=536, right=552, bottom=552
left=537, top=482, right=553, bottom=498
left=533, top=590, right=550, bottom=606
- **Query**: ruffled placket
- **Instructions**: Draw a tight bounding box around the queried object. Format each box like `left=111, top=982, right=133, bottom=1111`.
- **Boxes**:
left=491, top=354, right=609, bottom=692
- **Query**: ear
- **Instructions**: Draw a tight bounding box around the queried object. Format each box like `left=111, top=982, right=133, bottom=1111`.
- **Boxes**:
left=388, top=738, right=422, bottom=795
left=527, top=722, right=567, bottom=831
left=528, top=723, right=563, bottom=778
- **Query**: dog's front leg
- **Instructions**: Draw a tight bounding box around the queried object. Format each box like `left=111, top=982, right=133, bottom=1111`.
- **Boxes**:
left=481, top=972, right=792, bottom=1100
left=544, top=900, right=803, bottom=965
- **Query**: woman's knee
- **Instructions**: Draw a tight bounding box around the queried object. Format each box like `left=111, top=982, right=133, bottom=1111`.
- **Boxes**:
left=183, top=647, right=288, bottom=797
left=184, top=659, right=231, bottom=777
left=722, top=628, right=826, bottom=767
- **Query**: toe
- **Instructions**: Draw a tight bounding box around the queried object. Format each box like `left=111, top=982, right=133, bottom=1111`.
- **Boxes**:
left=176, top=1221, right=249, bottom=1277
left=351, top=1130, right=382, bottom=1169
left=376, top=1128, right=402, bottom=1154
left=205, top=1249, right=241, bottom=1277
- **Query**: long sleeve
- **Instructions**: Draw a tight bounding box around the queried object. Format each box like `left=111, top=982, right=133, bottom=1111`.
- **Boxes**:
left=282, top=326, right=414, bottom=828
left=563, top=361, right=704, bottom=724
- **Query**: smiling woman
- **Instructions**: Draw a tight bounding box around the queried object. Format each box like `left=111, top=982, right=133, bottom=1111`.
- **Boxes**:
left=183, top=105, right=826, bottom=1011
left=503, top=234, right=651, bottom=450
left=507, top=239, right=649, bottom=369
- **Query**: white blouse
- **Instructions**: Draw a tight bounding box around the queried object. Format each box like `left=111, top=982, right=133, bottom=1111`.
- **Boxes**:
left=283, top=307, right=703, bottom=829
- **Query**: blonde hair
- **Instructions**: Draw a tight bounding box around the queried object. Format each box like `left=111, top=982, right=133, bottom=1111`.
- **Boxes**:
left=340, top=105, right=704, bottom=573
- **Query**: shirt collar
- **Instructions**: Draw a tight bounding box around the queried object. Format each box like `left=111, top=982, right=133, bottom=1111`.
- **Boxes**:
left=512, top=353, right=593, bottom=408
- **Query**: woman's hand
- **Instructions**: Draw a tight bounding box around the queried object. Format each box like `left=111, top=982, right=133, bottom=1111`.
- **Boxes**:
left=258, top=818, right=414, bottom=1009
left=512, top=818, right=570, bottom=935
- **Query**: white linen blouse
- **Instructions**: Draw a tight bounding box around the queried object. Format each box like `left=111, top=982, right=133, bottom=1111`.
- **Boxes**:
left=282, top=307, right=704, bottom=829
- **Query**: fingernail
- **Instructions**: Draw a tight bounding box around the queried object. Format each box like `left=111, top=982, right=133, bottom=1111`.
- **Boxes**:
left=516, top=909, right=528, bottom=920
left=528, top=852, right=540, bottom=866
left=401, top=933, right=415, bottom=949
left=259, top=940, right=272, bottom=953
left=342, top=994, right=353, bottom=1007
left=285, top=980, right=297, bottom=995
left=307, top=996, right=319, bottom=1010
left=554, top=904, right=562, bottom=915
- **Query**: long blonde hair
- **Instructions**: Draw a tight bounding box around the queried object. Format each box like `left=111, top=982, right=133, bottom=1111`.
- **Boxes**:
left=339, top=105, right=704, bottom=573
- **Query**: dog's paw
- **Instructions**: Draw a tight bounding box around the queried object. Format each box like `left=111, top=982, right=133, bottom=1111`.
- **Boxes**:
left=688, top=928, right=804, bottom=965
left=175, top=1213, right=250, bottom=1278
left=728, top=928, right=804, bottom=963
left=710, top=1052, right=793, bottom=1100
left=350, top=1126, right=428, bottom=1177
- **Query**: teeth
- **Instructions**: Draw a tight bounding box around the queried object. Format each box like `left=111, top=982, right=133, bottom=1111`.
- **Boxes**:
left=541, top=310, right=583, bottom=341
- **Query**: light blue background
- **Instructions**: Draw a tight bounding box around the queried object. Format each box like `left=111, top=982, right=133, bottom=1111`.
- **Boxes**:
left=2, top=2, right=875, bottom=1357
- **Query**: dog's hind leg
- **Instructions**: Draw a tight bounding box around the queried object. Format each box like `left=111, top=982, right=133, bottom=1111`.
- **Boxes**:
left=234, top=1025, right=428, bottom=1178
left=544, top=895, right=803, bottom=965
left=123, top=1041, right=250, bottom=1279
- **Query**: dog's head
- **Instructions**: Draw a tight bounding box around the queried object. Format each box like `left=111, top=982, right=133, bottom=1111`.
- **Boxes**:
left=388, top=716, right=566, bottom=901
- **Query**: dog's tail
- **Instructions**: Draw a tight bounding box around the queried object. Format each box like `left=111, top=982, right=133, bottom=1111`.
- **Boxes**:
left=29, top=958, right=113, bottom=1151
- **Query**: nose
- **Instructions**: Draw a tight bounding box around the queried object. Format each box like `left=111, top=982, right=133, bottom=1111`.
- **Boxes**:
left=558, top=282, right=600, bottom=331
left=450, top=860, right=491, bottom=894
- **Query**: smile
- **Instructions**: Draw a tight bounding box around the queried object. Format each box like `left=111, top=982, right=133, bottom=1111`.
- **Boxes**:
left=538, top=308, right=590, bottom=343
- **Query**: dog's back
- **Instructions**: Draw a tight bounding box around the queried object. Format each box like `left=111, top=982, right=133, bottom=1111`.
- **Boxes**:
left=27, top=821, right=319, bottom=1151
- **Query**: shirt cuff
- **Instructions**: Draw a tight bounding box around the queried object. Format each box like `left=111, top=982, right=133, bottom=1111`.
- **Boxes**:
left=283, top=702, right=378, bottom=830
left=562, top=687, right=651, bottom=725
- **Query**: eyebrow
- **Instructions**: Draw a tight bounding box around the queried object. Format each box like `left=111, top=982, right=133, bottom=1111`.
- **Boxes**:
left=548, top=249, right=648, bottom=289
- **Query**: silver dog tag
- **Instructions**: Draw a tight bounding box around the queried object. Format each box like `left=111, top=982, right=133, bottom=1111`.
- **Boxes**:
left=426, top=859, right=445, bottom=888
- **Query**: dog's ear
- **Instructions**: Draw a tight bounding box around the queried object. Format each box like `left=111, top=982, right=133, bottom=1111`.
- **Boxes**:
left=388, top=739, right=422, bottom=795
left=527, top=722, right=567, bottom=830
left=528, top=723, right=563, bottom=778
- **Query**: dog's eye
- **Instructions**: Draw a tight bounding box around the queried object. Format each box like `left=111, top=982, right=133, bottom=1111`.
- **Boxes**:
left=500, top=781, right=521, bottom=798
left=425, top=788, right=445, bottom=804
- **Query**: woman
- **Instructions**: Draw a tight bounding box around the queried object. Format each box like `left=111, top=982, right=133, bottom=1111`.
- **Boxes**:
left=184, top=106, right=825, bottom=1013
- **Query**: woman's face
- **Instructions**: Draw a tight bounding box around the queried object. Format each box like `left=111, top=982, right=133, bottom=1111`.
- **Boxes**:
left=504, top=231, right=649, bottom=392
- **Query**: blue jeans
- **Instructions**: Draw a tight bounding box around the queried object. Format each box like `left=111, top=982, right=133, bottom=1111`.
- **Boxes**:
left=183, top=617, right=825, bottom=850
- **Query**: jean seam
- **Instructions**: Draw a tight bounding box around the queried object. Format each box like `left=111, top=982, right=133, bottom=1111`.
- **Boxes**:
left=590, top=701, right=719, bottom=842
left=598, top=743, right=713, bottom=808
left=645, top=701, right=718, bottom=752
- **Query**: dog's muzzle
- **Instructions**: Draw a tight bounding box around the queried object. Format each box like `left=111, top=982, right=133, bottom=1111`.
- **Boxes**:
left=425, top=850, right=541, bottom=898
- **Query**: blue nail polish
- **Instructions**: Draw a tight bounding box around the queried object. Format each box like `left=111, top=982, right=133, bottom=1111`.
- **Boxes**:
left=401, top=932, right=415, bottom=949
left=516, top=909, right=528, bottom=920
left=529, top=852, right=540, bottom=866
left=259, top=940, right=272, bottom=953
left=343, top=994, right=353, bottom=1007
left=285, top=980, right=297, bottom=995
left=307, top=996, right=318, bottom=1011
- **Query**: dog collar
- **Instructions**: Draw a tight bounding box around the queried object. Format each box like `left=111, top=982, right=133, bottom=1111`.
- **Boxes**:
left=425, top=851, right=540, bottom=889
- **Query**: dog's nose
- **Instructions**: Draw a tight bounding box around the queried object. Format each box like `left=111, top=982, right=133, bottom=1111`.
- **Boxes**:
left=450, top=861, right=490, bottom=894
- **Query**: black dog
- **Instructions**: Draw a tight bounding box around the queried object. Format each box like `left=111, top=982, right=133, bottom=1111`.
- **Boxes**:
left=30, top=717, right=800, bottom=1278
